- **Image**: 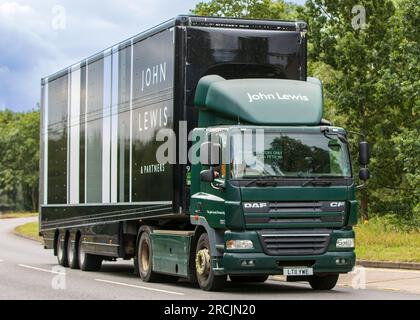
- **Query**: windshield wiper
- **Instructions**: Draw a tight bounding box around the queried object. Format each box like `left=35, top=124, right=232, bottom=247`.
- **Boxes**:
left=256, top=180, right=279, bottom=187
left=301, top=176, right=341, bottom=187
left=243, top=176, right=295, bottom=187
left=321, top=127, right=349, bottom=144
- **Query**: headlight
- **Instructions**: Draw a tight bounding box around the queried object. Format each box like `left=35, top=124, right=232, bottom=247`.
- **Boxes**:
left=336, top=238, right=355, bottom=248
left=226, top=240, right=254, bottom=250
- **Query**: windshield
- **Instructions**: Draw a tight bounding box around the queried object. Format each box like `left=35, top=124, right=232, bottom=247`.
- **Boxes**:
left=230, top=130, right=351, bottom=179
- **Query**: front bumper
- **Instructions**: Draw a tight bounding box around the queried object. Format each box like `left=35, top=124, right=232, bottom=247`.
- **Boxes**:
left=214, top=229, right=356, bottom=275
left=222, top=251, right=355, bottom=275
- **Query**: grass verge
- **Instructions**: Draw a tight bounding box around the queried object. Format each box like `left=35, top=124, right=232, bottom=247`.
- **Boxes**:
left=355, top=218, right=420, bottom=263
left=14, top=222, right=42, bottom=242
left=0, top=212, right=38, bottom=219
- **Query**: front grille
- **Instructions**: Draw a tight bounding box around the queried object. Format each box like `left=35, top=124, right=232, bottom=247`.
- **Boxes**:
left=258, top=230, right=331, bottom=256
left=245, top=216, right=343, bottom=224
left=268, top=202, right=323, bottom=213
left=243, top=201, right=346, bottom=228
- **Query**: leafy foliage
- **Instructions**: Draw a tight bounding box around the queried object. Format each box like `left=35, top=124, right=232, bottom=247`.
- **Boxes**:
left=192, top=0, right=300, bottom=19
left=0, top=110, right=40, bottom=212
left=191, top=0, right=420, bottom=225
left=300, top=0, right=419, bottom=221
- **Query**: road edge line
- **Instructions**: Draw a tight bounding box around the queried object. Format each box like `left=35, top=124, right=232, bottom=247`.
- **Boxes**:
left=18, top=264, right=65, bottom=275
left=94, top=278, right=185, bottom=296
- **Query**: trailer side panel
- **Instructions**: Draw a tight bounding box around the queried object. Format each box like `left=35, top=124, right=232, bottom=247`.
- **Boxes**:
left=40, top=27, right=176, bottom=231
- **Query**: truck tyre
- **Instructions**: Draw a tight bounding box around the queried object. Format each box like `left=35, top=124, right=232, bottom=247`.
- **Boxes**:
left=195, top=233, right=226, bottom=291
left=78, top=238, right=102, bottom=272
left=309, top=274, right=339, bottom=290
left=136, top=227, right=178, bottom=283
left=230, top=275, right=269, bottom=283
left=56, top=231, right=68, bottom=267
left=67, top=234, right=79, bottom=269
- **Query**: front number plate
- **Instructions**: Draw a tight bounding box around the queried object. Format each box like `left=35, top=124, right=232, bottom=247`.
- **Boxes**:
left=283, top=267, right=313, bottom=276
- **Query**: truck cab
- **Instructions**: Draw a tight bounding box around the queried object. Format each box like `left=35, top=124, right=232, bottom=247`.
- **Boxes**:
left=188, top=75, right=369, bottom=290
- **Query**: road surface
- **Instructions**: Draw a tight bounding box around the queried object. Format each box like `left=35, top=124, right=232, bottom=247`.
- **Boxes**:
left=0, top=217, right=419, bottom=300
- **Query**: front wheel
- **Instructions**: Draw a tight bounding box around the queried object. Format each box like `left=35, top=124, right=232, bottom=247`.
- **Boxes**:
left=195, top=233, right=226, bottom=291
left=309, top=274, right=339, bottom=290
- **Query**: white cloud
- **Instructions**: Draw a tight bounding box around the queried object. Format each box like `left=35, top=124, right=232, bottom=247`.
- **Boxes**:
left=0, top=2, right=34, bottom=19
left=0, top=0, right=305, bottom=112
left=0, top=0, right=199, bottom=111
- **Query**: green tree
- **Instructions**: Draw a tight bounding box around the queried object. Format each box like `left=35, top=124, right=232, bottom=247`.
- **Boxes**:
left=370, top=0, right=419, bottom=224
left=300, top=0, right=419, bottom=221
left=0, top=110, right=40, bottom=212
left=192, top=0, right=300, bottom=19
left=0, top=110, right=19, bottom=208
left=393, top=129, right=420, bottom=216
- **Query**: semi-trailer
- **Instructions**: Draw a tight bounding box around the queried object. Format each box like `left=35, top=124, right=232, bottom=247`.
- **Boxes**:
left=39, top=15, right=370, bottom=291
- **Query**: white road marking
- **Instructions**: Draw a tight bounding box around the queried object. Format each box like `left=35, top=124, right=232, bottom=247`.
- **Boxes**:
left=365, top=276, right=420, bottom=285
left=0, top=259, right=4, bottom=262
left=380, top=287, right=401, bottom=292
left=18, top=264, right=65, bottom=275
left=94, top=279, right=184, bottom=296
left=362, top=267, right=420, bottom=274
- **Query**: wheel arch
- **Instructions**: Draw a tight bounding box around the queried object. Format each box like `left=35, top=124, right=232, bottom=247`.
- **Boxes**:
left=191, top=217, right=224, bottom=257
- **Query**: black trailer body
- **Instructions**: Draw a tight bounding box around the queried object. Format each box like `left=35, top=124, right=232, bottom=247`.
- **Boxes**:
left=40, top=16, right=307, bottom=258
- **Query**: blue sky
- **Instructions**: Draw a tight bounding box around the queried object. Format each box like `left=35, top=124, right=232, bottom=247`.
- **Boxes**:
left=0, top=0, right=306, bottom=112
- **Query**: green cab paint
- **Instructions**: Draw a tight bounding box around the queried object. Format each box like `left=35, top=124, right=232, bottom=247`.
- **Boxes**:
left=195, top=76, right=324, bottom=126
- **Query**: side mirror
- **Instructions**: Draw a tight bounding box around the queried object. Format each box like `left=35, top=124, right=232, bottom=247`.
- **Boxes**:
left=200, top=168, right=214, bottom=183
left=359, top=168, right=370, bottom=181
left=200, top=142, right=221, bottom=166
left=359, top=141, right=370, bottom=166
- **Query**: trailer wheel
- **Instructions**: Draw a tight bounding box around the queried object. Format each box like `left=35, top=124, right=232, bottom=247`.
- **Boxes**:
left=56, top=231, right=68, bottom=267
left=67, top=234, right=79, bottom=269
left=230, top=275, right=269, bottom=283
left=195, top=233, right=226, bottom=291
left=309, top=274, right=339, bottom=290
left=78, top=238, right=102, bottom=272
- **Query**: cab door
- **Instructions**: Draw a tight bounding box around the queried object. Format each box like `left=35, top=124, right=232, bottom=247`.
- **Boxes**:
left=190, top=130, right=227, bottom=229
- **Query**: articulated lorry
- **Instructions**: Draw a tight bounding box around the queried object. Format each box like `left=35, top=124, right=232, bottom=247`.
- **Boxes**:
left=40, top=15, right=370, bottom=291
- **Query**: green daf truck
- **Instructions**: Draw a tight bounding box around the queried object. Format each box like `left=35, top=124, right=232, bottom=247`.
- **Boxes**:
left=40, top=15, right=370, bottom=291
